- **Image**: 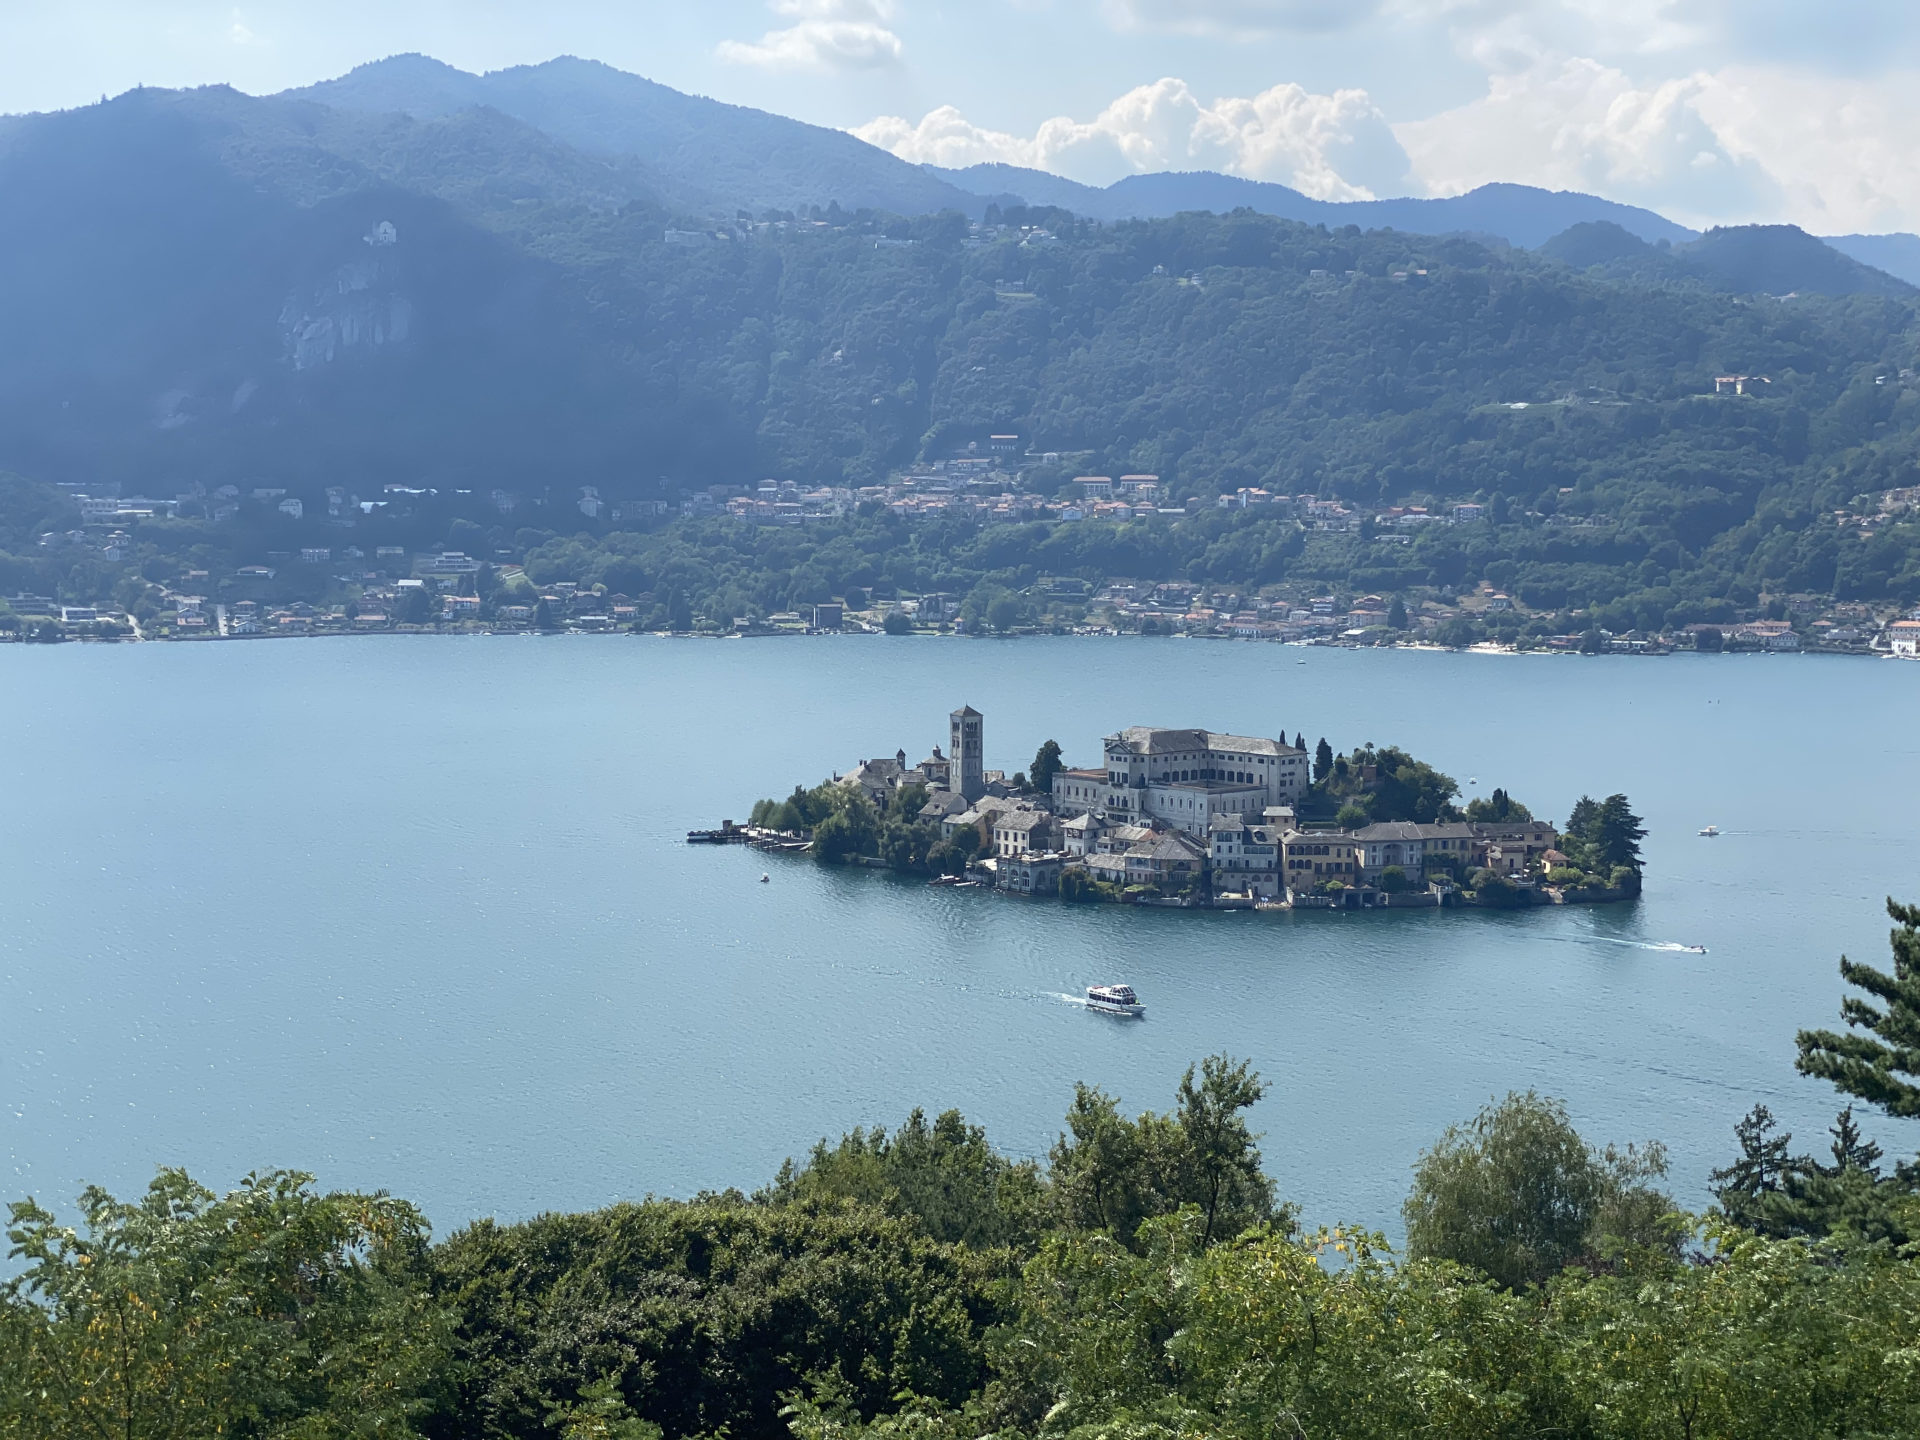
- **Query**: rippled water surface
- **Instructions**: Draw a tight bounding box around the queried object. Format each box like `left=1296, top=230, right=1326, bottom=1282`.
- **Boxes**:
left=3, top=635, right=1918, bottom=1233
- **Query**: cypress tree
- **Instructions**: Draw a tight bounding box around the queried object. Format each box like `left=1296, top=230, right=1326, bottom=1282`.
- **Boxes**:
left=1797, top=898, right=1920, bottom=1117
left=1313, top=737, right=1334, bottom=783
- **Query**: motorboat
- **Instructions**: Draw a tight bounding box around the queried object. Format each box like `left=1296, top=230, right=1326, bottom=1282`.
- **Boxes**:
left=1698, top=825, right=1720, bottom=837
left=1085, top=984, right=1145, bottom=1017
left=760, top=873, right=770, bottom=883
left=1685, top=944, right=1708, bottom=954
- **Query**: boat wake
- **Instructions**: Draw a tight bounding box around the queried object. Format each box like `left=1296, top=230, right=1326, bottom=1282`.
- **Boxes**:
left=1586, top=936, right=1707, bottom=954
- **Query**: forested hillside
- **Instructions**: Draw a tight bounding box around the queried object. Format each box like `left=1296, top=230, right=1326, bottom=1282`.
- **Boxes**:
left=2, top=79, right=1920, bottom=629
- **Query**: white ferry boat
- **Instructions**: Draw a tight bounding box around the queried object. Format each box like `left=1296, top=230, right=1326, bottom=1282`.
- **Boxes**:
left=1085, top=984, right=1144, bottom=1018
left=1699, top=825, right=1720, bottom=837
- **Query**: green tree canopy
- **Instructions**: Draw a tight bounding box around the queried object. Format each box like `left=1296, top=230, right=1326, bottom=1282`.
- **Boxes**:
left=761, top=1108, right=1048, bottom=1250
left=1797, top=897, right=1920, bottom=1117
left=1029, top=739, right=1064, bottom=796
left=0, top=1169, right=443, bottom=1440
left=1403, top=1091, right=1675, bottom=1290
left=1048, top=1056, right=1283, bottom=1248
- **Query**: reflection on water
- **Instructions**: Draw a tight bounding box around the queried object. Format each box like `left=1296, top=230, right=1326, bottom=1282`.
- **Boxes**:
left=2, top=635, right=1917, bottom=1235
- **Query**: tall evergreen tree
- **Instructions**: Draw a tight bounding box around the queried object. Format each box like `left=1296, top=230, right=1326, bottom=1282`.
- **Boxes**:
left=1313, top=737, right=1334, bottom=783
left=1030, top=739, right=1065, bottom=796
left=1820, top=1105, right=1884, bottom=1178
left=1711, top=1105, right=1802, bottom=1219
left=1293, top=732, right=1305, bottom=752
left=1797, top=898, right=1920, bottom=1117
left=1592, top=794, right=1646, bottom=873
left=1567, top=795, right=1600, bottom=836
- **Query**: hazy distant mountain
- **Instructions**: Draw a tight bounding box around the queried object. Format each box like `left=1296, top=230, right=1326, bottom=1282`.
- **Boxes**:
left=1537, top=219, right=1912, bottom=297
left=1682, top=225, right=1912, bottom=297
left=1537, top=220, right=1655, bottom=269
left=921, top=163, right=1111, bottom=215
left=1826, top=233, right=1920, bottom=288
left=0, top=58, right=1913, bottom=515
left=287, top=54, right=982, bottom=218
left=928, top=164, right=1695, bottom=248
left=0, top=83, right=747, bottom=495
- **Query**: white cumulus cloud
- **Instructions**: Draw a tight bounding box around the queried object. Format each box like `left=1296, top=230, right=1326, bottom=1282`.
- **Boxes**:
left=1104, top=0, right=1379, bottom=35
left=1396, top=54, right=1920, bottom=232
left=718, top=0, right=905, bottom=72
left=856, top=78, right=1411, bottom=199
left=850, top=3, right=1920, bottom=231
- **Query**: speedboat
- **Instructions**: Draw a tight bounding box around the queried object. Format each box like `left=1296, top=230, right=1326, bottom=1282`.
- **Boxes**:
left=1086, top=984, right=1144, bottom=1017
left=1698, top=825, right=1720, bottom=837
left=1685, top=944, right=1708, bottom=954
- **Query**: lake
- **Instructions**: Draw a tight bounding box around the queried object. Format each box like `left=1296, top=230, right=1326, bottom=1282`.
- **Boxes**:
left=3, top=634, right=1917, bottom=1239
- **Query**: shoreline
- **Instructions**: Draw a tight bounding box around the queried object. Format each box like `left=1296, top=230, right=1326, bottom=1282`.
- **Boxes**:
left=3, top=627, right=1912, bottom=662
left=731, top=843, right=1638, bottom=914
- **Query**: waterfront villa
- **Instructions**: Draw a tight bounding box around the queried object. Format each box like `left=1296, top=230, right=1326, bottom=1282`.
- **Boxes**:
left=1051, top=726, right=1310, bottom=838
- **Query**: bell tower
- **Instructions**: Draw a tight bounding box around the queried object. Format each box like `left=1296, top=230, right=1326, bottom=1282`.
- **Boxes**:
left=950, top=705, right=984, bottom=802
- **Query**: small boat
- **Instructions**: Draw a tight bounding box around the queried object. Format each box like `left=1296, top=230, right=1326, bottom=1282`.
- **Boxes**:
left=759, top=873, right=770, bottom=883
left=1686, top=944, right=1708, bottom=954
left=1698, top=825, right=1720, bottom=837
left=1085, top=984, right=1144, bottom=1018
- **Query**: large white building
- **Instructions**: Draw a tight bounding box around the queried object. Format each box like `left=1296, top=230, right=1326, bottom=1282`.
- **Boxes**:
left=1052, top=726, right=1309, bottom=838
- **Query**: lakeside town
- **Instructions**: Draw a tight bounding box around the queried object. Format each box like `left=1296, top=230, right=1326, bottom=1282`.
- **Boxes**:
left=704, top=705, right=1647, bottom=911
left=5, top=455, right=1920, bottom=656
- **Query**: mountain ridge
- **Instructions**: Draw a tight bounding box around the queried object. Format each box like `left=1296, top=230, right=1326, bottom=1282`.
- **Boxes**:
left=277, top=55, right=1920, bottom=278
left=927, top=164, right=1699, bottom=249
left=286, top=54, right=987, bottom=219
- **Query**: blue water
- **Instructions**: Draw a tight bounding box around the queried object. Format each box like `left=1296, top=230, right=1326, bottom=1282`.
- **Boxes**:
left=2, top=635, right=1917, bottom=1238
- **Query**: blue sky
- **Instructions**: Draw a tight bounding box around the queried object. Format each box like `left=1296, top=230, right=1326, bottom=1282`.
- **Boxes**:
left=4, top=1, right=1918, bottom=232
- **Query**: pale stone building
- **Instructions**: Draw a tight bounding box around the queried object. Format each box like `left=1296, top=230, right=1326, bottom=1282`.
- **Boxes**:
left=1051, top=726, right=1308, bottom=837
left=951, top=705, right=985, bottom=801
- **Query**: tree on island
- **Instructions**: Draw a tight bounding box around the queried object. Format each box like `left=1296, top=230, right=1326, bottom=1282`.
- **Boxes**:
left=1313, top=737, right=1334, bottom=783
left=1561, top=793, right=1645, bottom=887
left=1030, top=740, right=1064, bottom=796
left=810, top=791, right=880, bottom=863
left=1466, top=787, right=1534, bottom=824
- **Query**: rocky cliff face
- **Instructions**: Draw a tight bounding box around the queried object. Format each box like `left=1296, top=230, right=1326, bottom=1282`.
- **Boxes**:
left=279, top=227, right=414, bottom=370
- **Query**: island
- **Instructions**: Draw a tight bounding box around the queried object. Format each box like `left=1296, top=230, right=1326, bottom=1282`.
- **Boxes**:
left=703, top=704, right=1645, bottom=909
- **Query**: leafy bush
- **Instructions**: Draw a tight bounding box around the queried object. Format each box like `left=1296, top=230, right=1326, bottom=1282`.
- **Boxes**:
left=1402, top=1091, right=1677, bottom=1290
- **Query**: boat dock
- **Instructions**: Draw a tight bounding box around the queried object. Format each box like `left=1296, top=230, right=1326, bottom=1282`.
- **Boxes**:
left=686, top=821, right=811, bottom=853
